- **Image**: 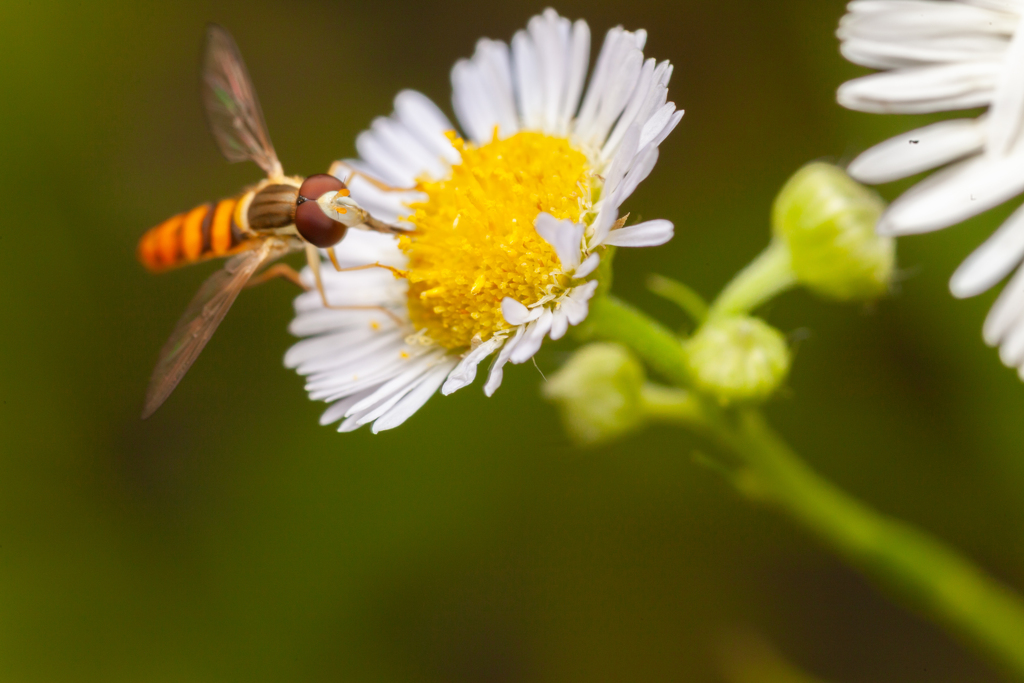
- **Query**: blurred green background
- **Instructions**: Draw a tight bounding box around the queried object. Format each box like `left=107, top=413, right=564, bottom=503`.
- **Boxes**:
left=2, top=1, right=1023, bottom=681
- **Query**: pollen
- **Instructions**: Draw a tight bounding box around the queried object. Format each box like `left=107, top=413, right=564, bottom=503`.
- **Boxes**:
left=400, top=131, right=591, bottom=350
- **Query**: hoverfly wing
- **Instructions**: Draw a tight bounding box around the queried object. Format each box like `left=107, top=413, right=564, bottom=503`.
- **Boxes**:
left=142, top=240, right=281, bottom=418
left=201, top=24, right=283, bottom=178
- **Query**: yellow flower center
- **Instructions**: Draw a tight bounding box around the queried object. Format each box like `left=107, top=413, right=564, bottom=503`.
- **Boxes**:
left=399, top=131, right=592, bottom=350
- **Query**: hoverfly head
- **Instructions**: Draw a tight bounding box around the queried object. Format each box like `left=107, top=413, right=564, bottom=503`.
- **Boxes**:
left=295, top=173, right=363, bottom=247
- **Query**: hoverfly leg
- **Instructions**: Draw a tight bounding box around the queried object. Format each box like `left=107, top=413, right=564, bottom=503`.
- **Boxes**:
left=330, top=262, right=408, bottom=279
left=304, top=243, right=404, bottom=326
left=329, top=161, right=409, bottom=193
left=347, top=171, right=406, bottom=193
left=327, top=248, right=342, bottom=272
left=245, top=263, right=307, bottom=290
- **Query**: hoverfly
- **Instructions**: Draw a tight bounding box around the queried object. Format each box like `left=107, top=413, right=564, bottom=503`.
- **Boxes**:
left=138, top=25, right=399, bottom=419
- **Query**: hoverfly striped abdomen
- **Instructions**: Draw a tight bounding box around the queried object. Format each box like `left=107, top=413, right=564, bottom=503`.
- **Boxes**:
left=137, top=195, right=250, bottom=272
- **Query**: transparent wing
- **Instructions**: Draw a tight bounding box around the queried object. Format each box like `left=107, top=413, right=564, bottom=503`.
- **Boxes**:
left=201, top=24, right=283, bottom=177
left=142, top=240, right=282, bottom=419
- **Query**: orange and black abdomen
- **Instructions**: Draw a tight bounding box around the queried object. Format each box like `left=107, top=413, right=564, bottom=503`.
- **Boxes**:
left=137, top=195, right=252, bottom=272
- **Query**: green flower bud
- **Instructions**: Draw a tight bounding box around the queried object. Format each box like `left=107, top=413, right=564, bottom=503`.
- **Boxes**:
left=685, top=317, right=790, bottom=404
left=542, top=343, right=646, bottom=445
left=772, top=162, right=894, bottom=301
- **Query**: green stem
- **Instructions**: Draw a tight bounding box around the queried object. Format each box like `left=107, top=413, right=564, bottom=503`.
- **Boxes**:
left=588, top=295, right=1024, bottom=681
left=640, top=384, right=703, bottom=425
left=582, top=296, right=690, bottom=387
left=727, top=409, right=1024, bottom=680
left=708, top=240, right=798, bottom=320
left=647, top=274, right=709, bottom=325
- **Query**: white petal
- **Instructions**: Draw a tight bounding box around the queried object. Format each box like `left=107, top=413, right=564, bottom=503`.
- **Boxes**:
left=452, top=59, right=493, bottom=144
left=637, top=101, right=676, bottom=151
left=369, top=115, right=447, bottom=180
left=372, top=361, right=458, bottom=433
left=562, top=281, right=599, bottom=326
left=348, top=352, right=445, bottom=415
left=602, top=58, right=656, bottom=160
left=355, top=129, right=418, bottom=188
left=325, top=229, right=405, bottom=268
left=306, top=350, right=421, bottom=402
left=984, top=262, right=1024, bottom=346
left=501, top=297, right=542, bottom=325
left=319, top=387, right=380, bottom=426
left=347, top=356, right=449, bottom=429
left=575, top=27, right=625, bottom=140
left=342, top=377, right=431, bottom=430
left=510, top=310, right=554, bottom=364
left=484, top=325, right=526, bottom=396
left=838, top=0, right=1015, bottom=43
left=607, top=75, right=668, bottom=163
left=585, top=47, right=644, bottom=147
left=631, top=29, right=647, bottom=51
left=303, top=340, right=427, bottom=399
left=292, top=276, right=405, bottom=314
left=609, top=145, right=659, bottom=208
left=285, top=328, right=378, bottom=369
left=441, top=335, right=507, bottom=395
left=291, top=330, right=403, bottom=376
left=289, top=303, right=405, bottom=339
left=603, top=219, right=675, bottom=247
left=837, top=61, right=999, bottom=114
left=512, top=29, right=543, bottom=130
left=880, top=151, right=1024, bottom=234
left=837, top=0, right=1015, bottom=70
left=951, top=203, right=1024, bottom=298
left=643, top=108, right=684, bottom=154
left=989, top=23, right=1024, bottom=156
left=573, top=253, right=600, bottom=279
left=529, top=9, right=570, bottom=132
left=589, top=209, right=617, bottom=251
left=601, top=123, right=641, bottom=204
left=452, top=39, right=519, bottom=143
left=840, top=35, right=1010, bottom=71
left=534, top=212, right=584, bottom=271
left=478, top=39, right=520, bottom=136
left=393, top=90, right=461, bottom=165
left=559, top=19, right=591, bottom=132
left=549, top=310, right=570, bottom=341
left=999, top=317, right=1024, bottom=367
left=589, top=124, right=642, bottom=248
left=848, top=117, right=986, bottom=184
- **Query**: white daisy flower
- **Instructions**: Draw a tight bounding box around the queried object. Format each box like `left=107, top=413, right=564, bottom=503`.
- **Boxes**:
left=286, top=8, right=682, bottom=432
left=837, top=0, right=1024, bottom=377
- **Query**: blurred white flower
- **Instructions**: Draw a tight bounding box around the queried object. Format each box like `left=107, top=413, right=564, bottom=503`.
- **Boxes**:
left=837, top=0, right=1024, bottom=377
left=287, top=9, right=682, bottom=432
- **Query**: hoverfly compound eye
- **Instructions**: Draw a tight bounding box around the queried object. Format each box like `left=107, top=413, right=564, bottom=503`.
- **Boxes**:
left=295, top=174, right=348, bottom=247
left=298, top=174, right=346, bottom=201
left=295, top=200, right=347, bottom=247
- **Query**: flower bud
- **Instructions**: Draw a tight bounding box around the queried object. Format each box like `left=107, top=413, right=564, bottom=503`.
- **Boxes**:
left=772, top=162, right=894, bottom=301
left=542, top=343, right=646, bottom=445
left=684, top=317, right=790, bottom=404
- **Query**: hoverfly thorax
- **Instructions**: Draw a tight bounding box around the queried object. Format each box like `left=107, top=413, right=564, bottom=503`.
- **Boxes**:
left=246, top=182, right=300, bottom=231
